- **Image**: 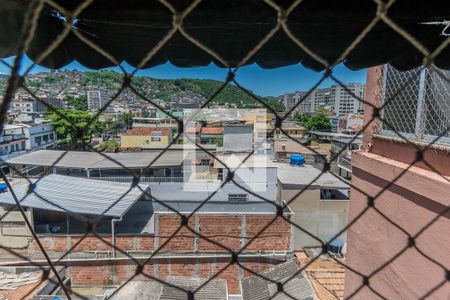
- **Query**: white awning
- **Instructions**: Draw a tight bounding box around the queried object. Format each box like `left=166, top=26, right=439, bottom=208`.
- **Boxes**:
left=0, top=175, right=148, bottom=217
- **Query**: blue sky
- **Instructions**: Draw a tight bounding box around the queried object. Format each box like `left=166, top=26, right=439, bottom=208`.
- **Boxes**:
left=1, top=55, right=366, bottom=96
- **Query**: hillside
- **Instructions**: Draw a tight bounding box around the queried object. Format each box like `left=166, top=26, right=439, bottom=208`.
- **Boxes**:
left=4, top=70, right=284, bottom=111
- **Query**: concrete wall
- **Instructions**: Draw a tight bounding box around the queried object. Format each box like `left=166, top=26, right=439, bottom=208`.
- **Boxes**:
left=278, top=184, right=349, bottom=249
left=345, top=66, right=450, bottom=299
left=120, top=135, right=170, bottom=148
left=345, top=151, right=450, bottom=299
left=223, top=125, right=253, bottom=152
left=0, top=206, right=33, bottom=249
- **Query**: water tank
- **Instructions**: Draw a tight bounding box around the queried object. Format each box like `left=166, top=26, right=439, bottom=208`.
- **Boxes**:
left=325, top=237, right=345, bottom=254
left=0, top=183, right=7, bottom=193
left=290, top=155, right=305, bottom=166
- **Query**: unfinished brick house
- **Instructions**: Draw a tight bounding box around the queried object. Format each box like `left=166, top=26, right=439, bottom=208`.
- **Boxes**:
left=0, top=174, right=292, bottom=296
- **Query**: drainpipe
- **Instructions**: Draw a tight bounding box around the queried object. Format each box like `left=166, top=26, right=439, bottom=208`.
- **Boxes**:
left=111, top=217, right=122, bottom=258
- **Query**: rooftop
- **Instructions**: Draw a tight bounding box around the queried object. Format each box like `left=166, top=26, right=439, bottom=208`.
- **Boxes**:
left=152, top=201, right=291, bottom=214
left=276, top=163, right=349, bottom=189
left=201, top=127, right=223, bottom=135
left=122, top=127, right=171, bottom=136
left=0, top=174, right=147, bottom=217
left=241, top=260, right=315, bottom=300
left=214, top=153, right=276, bottom=168
left=6, top=150, right=185, bottom=169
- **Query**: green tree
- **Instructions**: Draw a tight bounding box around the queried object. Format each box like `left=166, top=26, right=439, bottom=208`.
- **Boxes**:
left=64, top=95, right=87, bottom=110
left=119, top=112, right=133, bottom=131
left=294, top=112, right=331, bottom=132
left=47, top=109, right=103, bottom=145
left=266, top=99, right=285, bottom=112
left=95, top=139, right=120, bottom=152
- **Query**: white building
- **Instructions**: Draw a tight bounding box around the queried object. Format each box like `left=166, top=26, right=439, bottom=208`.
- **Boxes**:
left=280, top=83, right=366, bottom=116
left=24, top=122, right=56, bottom=151
left=0, top=124, right=28, bottom=161
left=87, top=90, right=105, bottom=112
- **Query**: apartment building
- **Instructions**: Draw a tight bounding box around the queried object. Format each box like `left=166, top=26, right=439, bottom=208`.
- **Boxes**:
left=277, top=163, right=349, bottom=249
left=0, top=124, right=27, bottom=161
left=280, top=83, right=366, bottom=115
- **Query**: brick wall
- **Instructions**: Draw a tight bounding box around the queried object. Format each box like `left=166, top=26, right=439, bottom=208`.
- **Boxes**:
left=29, top=213, right=291, bottom=295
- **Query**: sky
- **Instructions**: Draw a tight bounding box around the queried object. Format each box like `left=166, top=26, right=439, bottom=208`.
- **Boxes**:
left=0, top=55, right=366, bottom=97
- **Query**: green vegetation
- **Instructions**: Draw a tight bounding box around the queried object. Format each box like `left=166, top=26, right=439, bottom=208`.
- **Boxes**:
left=294, top=111, right=332, bottom=132
left=64, top=95, right=87, bottom=110
left=266, top=99, right=285, bottom=112
left=80, top=70, right=123, bottom=89
left=47, top=109, right=103, bottom=145
left=95, top=139, right=120, bottom=152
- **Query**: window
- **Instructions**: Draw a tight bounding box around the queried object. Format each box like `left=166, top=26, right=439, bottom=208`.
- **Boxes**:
left=281, top=144, right=286, bottom=151
left=228, top=194, right=249, bottom=202
left=151, top=137, right=161, bottom=142
left=320, top=189, right=349, bottom=200
left=35, top=136, right=41, bottom=145
left=381, top=65, right=450, bottom=143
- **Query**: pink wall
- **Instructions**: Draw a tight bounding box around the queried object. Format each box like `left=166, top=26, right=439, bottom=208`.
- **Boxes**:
left=345, top=67, right=450, bottom=299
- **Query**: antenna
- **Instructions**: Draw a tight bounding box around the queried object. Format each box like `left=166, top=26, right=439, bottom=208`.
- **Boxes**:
left=420, top=20, right=450, bottom=36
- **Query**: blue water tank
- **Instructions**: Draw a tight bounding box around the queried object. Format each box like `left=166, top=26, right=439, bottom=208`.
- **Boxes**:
left=325, top=237, right=345, bottom=254
left=290, top=155, right=305, bottom=166
left=0, top=183, right=7, bottom=193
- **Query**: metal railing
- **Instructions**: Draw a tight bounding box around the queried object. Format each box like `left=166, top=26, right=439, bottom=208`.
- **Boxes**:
left=91, top=176, right=184, bottom=183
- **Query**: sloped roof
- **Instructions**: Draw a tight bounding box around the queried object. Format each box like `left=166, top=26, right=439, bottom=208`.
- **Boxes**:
left=241, top=260, right=315, bottom=300
left=6, top=150, right=184, bottom=168
left=160, top=276, right=227, bottom=300
left=1, top=0, right=448, bottom=71
left=201, top=127, right=223, bottom=135
left=0, top=174, right=147, bottom=217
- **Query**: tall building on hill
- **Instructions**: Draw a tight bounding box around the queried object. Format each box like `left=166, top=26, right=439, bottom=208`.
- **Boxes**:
left=87, top=90, right=104, bottom=112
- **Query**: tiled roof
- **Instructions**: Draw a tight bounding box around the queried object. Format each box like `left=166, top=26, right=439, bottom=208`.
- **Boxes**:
left=160, top=276, right=227, bottom=300
left=295, top=251, right=346, bottom=300
left=201, top=127, right=223, bottom=135
left=241, top=260, right=314, bottom=300
left=122, top=127, right=170, bottom=136
left=185, top=123, right=202, bottom=133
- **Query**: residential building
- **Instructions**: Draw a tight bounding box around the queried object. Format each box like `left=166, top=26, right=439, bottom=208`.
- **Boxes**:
left=200, top=127, right=223, bottom=145
left=344, top=65, right=450, bottom=299
left=279, top=83, right=366, bottom=116
left=0, top=172, right=292, bottom=296
left=10, top=99, right=34, bottom=114
left=87, top=90, right=103, bottom=111
left=0, top=124, right=27, bottom=161
left=121, top=127, right=172, bottom=148
left=223, top=123, right=253, bottom=153
left=273, top=139, right=327, bottom=165
left=23, top=122, right=56, bottom=151
left=33, top=97, right=65, bottom=113
left=277, top=162, right=349, bottom=249
left=273, top=121, right=307, bottom=140
left=337, top=114, right=364, bottom=134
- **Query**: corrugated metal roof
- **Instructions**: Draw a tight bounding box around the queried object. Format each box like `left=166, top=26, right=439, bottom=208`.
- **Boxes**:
left=0, top=174, right=147, bottom=217
left=160, top=276, right=227, bottom=300
left=241, top=260, right=314, bottom=300
left=6, top=150, right=184, bottom=169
